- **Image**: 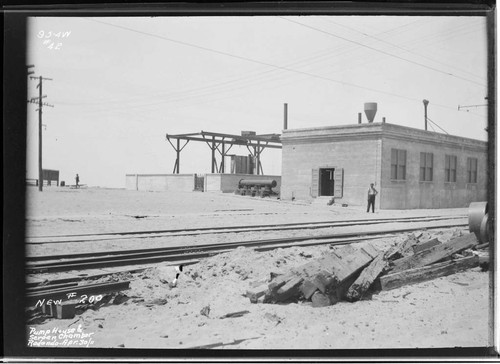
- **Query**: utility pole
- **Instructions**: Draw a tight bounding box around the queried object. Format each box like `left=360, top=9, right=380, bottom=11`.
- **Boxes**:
left=29, top=75, right=53, bottom=191
left=423, top=99, right=429, bottom=131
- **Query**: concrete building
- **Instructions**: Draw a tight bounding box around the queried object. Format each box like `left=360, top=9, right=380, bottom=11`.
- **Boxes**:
left=280, top=122, right=487, bottom=209
left=125, top=173, right=281, bottom=194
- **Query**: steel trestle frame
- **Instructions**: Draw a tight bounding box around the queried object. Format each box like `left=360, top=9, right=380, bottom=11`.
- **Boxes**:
left=165, top=130, right=281, bottom=174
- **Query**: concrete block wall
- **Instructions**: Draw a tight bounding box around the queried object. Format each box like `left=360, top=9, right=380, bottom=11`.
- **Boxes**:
left=281, top=138, right=381, bottom=207
left=381, top=135, right=487, bottom=209
left=125, top=174, right=195, bottom=192
left=280, top=122, right=487, bottom=210
left=204, top=174, right=222, bottom=192
left=205, top=173, right=281, bottom=193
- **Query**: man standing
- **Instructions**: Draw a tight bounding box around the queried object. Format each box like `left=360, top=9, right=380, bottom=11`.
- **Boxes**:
left=367, top=183, right=378, bottom=213
left=75, top=174, right=80, bottom=188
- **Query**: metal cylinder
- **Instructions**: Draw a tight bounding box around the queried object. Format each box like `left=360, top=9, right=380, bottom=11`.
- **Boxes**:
left=239, top=179, right=277, bottom=188
left=358, top=113, right=362, bottom=124
left=364, top=102, right=377, bottom=123
left=468, top=201, right=489, bottom=243
left=479, top=213, right=490, bottom=244
left=284, top=103, right=288, bottom=130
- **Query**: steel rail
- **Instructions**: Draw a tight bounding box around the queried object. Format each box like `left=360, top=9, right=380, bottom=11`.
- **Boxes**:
left=26, top=281, right=79, bottom=292
left=26, top=218, right=467, bottom=263
left=26, top=220, right=468, bottom=274
left=26, top=215, right=466, bottom=244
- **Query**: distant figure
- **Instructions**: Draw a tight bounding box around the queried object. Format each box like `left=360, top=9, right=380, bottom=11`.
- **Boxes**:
left=367, top=183, right=378, bottom=213
left=75, top=174, right=80, bottom=188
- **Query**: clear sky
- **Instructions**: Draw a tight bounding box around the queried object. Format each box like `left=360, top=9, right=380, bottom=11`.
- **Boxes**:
left=26, top=15, right=488, bottom=188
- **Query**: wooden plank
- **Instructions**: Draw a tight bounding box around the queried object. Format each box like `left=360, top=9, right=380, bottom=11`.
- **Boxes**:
left=384, top=234, right=418, bottom=261
left=332, top=247, right=376, bottom=282
left=360, top=244, right=381, bottom=259
left=413, top=238, right=441, bottom=253
left=55, top=300, right=78, bottom=320
left=246, top=284, right=269, bottom=303
left=300, top=280, right=319, bottom=300
left=311, top=246, right=377, bottom=298
left=390, top=233, right=478, bottom=273
left=328, top=272, right=359, bottom=304
left=269, top=245, right=377, bottom=304
left=311, top=291, right=331, bottom=308
left=219, top=310, right=250, bottom=319
left=345, top=253, right=388, bottom=302
left=310, top=270, right=330, bottom=293
left=380, top=255, right=479, bottom=291
left=276, top=276, right=304, bottom=301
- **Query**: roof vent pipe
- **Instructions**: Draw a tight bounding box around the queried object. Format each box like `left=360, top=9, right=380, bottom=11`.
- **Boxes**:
left=364, top=102, right=378, bottom=123
left=283, top=103, right=288, bottom=130
left=358, top=113, right=362, bottom=124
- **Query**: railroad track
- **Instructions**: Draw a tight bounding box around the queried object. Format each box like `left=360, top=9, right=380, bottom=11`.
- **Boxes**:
left=26, top=215, right=466, bottom=244
left=26, top=217, right=468, bottom=274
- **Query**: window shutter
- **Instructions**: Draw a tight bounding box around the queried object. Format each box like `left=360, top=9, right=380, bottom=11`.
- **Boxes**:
left=311, top=168, right=319, bottom=197
left=334, top=168, right=344, bottom=198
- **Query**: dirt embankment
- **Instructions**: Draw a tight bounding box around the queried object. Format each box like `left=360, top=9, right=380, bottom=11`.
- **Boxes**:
left=25, top=188, right=490, bottom=350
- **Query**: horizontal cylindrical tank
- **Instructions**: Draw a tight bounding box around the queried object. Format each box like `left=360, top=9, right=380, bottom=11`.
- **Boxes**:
left=364, top=102, right=378, bottom=123
left=468, top=201, right=489, bottom=243
left=239, top=179, right=277, bottom=188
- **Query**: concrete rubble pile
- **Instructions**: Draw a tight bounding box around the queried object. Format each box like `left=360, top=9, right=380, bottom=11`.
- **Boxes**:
left=246, top=232, right=488, bottom=307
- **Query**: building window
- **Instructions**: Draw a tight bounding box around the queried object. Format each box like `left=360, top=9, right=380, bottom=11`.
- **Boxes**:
left=467, top=157, right=478, bottom=183
left=420, top=152, right=433, bottom=181
left=391, top=149, right=406, bottom=180
left=445, top=155, right=457, bottom=182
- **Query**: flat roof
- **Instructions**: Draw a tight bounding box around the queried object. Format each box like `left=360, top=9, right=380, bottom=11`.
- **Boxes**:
left=281, top=122, right=487, bottom=151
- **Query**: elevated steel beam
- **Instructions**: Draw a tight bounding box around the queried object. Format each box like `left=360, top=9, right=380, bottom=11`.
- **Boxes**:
left=167, top=135, right=281, bottom=149
left=201, top=130, right=281, bottom=144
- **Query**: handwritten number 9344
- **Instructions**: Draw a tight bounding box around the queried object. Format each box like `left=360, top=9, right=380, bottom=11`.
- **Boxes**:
left=37, top=30, right=71, bottom=50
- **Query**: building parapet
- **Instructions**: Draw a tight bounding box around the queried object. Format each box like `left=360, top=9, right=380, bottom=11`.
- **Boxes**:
left=281, top=122, right=487, bottom=152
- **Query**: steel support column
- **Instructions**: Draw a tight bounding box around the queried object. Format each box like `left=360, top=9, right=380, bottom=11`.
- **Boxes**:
left=221, top=142, right=225, bottom=173
left=211, top=136, right=216, bottom=173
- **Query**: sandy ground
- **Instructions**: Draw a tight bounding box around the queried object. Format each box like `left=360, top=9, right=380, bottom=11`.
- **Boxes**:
left=25, top=187, right=491, bottom=350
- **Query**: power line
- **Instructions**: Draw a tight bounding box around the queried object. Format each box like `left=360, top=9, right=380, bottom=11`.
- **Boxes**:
left=82, top=17, right=466, bottom=113
left=68, top=17, right=487, bottom=127
left=280, top=17, right=486, bottom=88
left=319, top=17, right=486, bottom=84
left=52, top=40, right=347, bottom=108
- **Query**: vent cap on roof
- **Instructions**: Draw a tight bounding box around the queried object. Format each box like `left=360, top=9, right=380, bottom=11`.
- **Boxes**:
left=364, top=102, right=378, bottom=123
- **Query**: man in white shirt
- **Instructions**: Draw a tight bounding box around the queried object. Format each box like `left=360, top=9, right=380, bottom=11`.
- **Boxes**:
left=367, top=183, right=378, bottom=213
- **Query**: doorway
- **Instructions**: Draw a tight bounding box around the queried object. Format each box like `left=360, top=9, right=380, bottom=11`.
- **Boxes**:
left=319, top=168, right=335, bottom=196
